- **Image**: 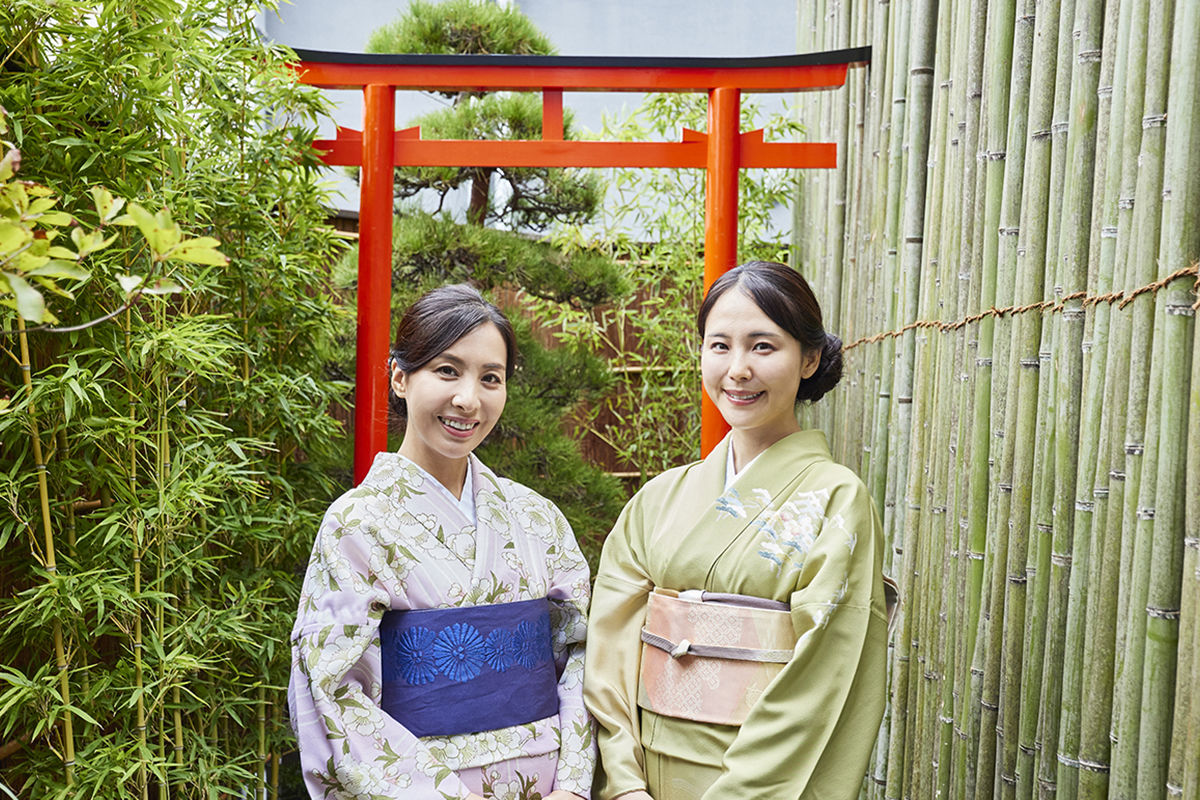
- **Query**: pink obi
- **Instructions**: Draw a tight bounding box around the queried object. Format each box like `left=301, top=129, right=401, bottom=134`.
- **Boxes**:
left=637, top=588, right=796, bottom=726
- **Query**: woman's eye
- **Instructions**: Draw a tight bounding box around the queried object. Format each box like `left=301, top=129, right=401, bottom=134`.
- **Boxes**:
left=435, top=365, right=458, bottom=377
left=708, top=341, right=728, bottom=352
left=482, top=373, right=502, bottom=385
left=753, top=342, right=775, bottom=352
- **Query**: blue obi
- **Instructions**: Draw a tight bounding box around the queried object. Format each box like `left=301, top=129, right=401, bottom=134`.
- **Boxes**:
left=379, top=597, right=559, bottom=737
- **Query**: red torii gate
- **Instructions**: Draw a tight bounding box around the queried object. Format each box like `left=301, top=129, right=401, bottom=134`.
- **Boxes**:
left=292, top=48, right=870, bottom=484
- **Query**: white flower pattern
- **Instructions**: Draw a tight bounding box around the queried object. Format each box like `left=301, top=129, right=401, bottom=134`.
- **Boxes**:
left=713, top=484, right=855, bottom=634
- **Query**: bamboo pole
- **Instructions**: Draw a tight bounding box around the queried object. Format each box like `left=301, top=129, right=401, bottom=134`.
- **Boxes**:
left=986, top=3, right=1041, bottom=796
left=1070, top=0, right=1129, bottom=796
left=969, top=0, right=1022, bottom=791
left=1108, top=0, right=1171, bottom=793
left=1003, top=0, right=1062, bottom=796
left=1160, top=6, right=1200, bottom=798
left=1042, top=0, right=1105, bottom=794
left=949, top=0, right=991, bottom=795
left=1133, top=0, right=1192, bottom=790
left=907, top=0, right=957, bottom=790
left=881, top=0, right=917, bottom=792
left=16, top=319, right=76, bottom=787
left=1028, top=3, right=1080, bottom=792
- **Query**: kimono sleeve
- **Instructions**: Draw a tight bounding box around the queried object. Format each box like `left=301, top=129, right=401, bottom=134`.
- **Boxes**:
left=544, top=503, right=597, bottom=798
left=701, top=478, right=888, bottom=800
left=288, top=502, right=474, bottom=800
left=583, top=492, right=654, bottom=800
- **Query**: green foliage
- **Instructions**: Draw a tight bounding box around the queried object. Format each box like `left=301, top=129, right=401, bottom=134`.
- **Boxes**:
left=365, top=0, right=600, bottom=230
left=376, top=211, right=628, bottom=307
left=529, top=93, right=802, bottom=479
left=394, top=94, right=602, bottom=231
left=0, top=1, right=348, bottom=797
left=365, top=0, right=557, bottom=60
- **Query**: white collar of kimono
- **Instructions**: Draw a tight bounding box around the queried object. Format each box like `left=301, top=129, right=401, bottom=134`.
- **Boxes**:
left=724, top=440, right=761, bottom=491
left=401, top=454, right=478, bottom=525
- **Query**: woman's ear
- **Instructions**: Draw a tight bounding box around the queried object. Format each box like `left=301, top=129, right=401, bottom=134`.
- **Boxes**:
left=800, top=348, right=821, bottom=380
left=390, top=361, right=407, bottom=397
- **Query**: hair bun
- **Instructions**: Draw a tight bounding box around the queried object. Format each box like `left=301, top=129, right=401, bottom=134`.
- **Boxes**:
left=797, top=332, right=844, bottom=403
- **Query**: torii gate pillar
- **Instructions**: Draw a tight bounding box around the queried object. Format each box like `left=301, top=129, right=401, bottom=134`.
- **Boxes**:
left=702, top=85, right=741, bottom=455
left=357, top=85, right=397, bottom=467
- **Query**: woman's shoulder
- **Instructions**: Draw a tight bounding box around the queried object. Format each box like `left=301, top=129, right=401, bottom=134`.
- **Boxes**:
left=476, top=459, right=566, bottom=517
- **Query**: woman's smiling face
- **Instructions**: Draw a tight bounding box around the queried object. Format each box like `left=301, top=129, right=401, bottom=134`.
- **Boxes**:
left=392, top=321, right=508, bottom=482
left=701, top=288, right=819, bottom=451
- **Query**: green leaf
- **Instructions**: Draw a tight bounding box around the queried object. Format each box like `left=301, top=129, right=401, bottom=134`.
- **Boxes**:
left=117, top=274, right=144, bottom=296
left=4, top=271, right=46, bottom=321
left=168, top=237, right=229, bottom=266
left=141, top=277, right=184, bottom=295
left=0, top=221, right=27, bottom=254
left=35, top=211, right=73, bottom=226
left=90, top=185, right=126, bottom=223
left=26, top=261, right=89, bottom=281
left=0, top=149, right=17, bottom=182
left=122, top=203, right=160, bottom=243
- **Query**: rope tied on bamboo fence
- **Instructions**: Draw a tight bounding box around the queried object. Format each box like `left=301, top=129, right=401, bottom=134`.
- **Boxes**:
left=842, top=263, right=1200, bottom=351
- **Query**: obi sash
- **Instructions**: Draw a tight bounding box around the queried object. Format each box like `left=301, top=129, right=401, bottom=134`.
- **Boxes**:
left=638, top=588, right=795, bottom=726
left=380, top=597, right=559, bottom=737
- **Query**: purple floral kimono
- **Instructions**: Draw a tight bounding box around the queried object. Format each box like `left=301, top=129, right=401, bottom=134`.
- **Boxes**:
left=289, top=452, right=594, bottom=800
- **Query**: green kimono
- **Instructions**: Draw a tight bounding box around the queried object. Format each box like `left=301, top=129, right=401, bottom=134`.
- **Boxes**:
left=584, top=430, right=889, bottom=800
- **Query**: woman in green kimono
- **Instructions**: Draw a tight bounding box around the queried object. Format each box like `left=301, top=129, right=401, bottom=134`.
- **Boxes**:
left=584, top=261, right=890, bottom=800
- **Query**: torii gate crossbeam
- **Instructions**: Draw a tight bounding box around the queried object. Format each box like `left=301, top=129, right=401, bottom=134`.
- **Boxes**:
left=292, top=48, right=870, bottom=484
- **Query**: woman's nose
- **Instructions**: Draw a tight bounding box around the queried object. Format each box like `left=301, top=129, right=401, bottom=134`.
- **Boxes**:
left=452, top=384, right=480, bottom=412
left=729, top=351, right=751, bottom=380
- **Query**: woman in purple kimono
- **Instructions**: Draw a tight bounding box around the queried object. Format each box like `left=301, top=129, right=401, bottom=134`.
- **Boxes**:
left=289, top=285, right=594, bottom=800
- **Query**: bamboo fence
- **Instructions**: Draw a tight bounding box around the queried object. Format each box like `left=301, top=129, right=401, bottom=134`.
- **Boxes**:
left=794, top=0, right=1200, bottom=796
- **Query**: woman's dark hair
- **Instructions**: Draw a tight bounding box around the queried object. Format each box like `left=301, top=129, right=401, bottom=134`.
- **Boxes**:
left=387, top=284, right=517, bottom=425
left=697, top=260, right=843, bottom=403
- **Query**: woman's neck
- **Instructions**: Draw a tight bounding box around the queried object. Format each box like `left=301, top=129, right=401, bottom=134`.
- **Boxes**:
left=729, top=423, right=801, bottom=472
left=398, top=447, right=469, bottom=500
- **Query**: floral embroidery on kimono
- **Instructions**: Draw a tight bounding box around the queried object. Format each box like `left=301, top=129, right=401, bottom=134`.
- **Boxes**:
left=289, top=452, right=594, bottom=800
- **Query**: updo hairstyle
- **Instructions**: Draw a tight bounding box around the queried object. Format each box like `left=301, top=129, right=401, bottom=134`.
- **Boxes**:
left=387, top=284, right=517, bottom=426
left=696, top=260, right=843, bottom=403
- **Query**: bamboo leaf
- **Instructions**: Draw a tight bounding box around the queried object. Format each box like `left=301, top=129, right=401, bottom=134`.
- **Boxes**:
left=0, top=149, right=17, bottom=182
left=4, top=271, right=45, bottom=321
left=89, top=185, right=126, bottom=223
left=26, top=262, right=89, bottom=281
left=0, top=222, right=25, bottom=253
left=116, top=274, right=144, bottom=296
left=166, top=237, right=229, bottom=266
left=140, top=278, right=183, bottom=296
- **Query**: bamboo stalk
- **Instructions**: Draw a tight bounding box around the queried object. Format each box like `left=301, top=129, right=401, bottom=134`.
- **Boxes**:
left=949, top=0, right=991, bottom=796
left=1070, top=0, right=1130, bottom=796
left=1108, top=0, right=1171, bottom=794
left=16, top=318, right=76, bottom=787
left=1029, top=0, right=1080, bottom=781
left=908, top=0, right=958, bottom=790
left=968, top=0, right=1024, bottom=792
left=1002, top=0, right=1062, bottom=795
left=1161, top=6, right=1200, bottom=799
left=1039, top=0, right=1105, bottom=797
left=881, top=0, right=918, bottom=792
left=1132, top=0, right=1192, bottom=790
